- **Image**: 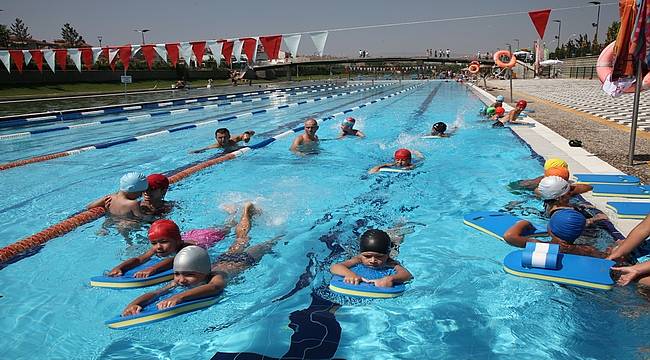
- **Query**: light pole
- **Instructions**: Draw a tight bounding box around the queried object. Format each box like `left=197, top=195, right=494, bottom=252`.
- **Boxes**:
left=553, top=20, right=562, bottom=50
left=133, top=29, right=150, bottom=45
left=97, top=35, right=103, bottom=47
left=589, top=1, right=601, bottom=44
left=506, top=43, right=513, bottom=102
left=513, top=38, right=520, bottom=50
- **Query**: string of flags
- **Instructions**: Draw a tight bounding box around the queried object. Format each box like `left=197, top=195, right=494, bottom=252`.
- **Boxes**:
left=0, top=31, right=329, bottom=74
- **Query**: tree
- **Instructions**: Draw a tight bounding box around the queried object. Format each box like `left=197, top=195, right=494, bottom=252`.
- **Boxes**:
left=10, top=18, right=31, bottom=43
left=0, top=24, right=9, bottom=48
left=605, top=21, right=620, bottom=45
left=61, top=23, right=85, bottom=47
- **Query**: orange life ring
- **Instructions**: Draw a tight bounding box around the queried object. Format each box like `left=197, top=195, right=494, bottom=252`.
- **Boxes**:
left=470, top=60, right=480, bottom=66
left=597, top=41, right=650, bottom=92
left=468, top=64, right=480, bottom=74
left=493, top=50, right=516, bottom=68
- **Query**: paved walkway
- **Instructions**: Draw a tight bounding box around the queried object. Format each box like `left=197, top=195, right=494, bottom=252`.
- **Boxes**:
left=489, top=79, right=650, bottom=130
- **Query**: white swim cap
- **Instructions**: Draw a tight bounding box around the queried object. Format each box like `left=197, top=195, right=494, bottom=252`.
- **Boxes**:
left=174, top=246, right=211, bottom=274
left=119, top=172, right=148, bottom=193
left=537, top=176, right=571, bottom=200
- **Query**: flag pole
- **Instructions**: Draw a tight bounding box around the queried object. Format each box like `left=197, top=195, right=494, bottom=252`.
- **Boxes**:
left=627, top=59, right=644, bottom=165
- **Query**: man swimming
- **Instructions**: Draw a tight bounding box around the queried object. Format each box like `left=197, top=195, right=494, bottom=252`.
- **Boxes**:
left=190, top=128, right=255, bottom=154
left=290, top=118, right=320, bottom=155
left=338, top=117, right=365, bottom=138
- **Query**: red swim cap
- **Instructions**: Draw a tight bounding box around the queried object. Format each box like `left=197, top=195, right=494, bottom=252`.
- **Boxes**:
left=517, top=100, right=527, bottom=109
left=495, top=107, right=505, bottom=116
left=149, top=219, right=181, bottom=242
left=394, top=148, right=412, bottom=160
left=346, top=117, right=356, bottom=123
left=147, top=174, right=169, bottom=190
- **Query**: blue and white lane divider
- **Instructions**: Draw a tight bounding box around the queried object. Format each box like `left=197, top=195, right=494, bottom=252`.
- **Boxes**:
left=0, top=83, right=366, bottom=140
left=245, top=82, right=425, bottom=151
left=2, top=82, right=395, bottom=167
left=0, top=83, right=343, bottom=129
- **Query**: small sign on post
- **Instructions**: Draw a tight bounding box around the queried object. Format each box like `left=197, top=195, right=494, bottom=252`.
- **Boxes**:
left=120, top=75, right=132, bottom=84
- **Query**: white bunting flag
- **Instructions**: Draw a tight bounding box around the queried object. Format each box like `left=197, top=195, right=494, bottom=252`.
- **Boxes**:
left=233, top=39, right=244, bottom=62
left=92, top=47, right=102, bottom=63
left=0, top=50, right=9, bottom=73
left=206, top=40, right=223, bottom=66
left=43, top=49, right=56, bottom=73
left=154, top=44, right=168, bottom=63
left=68, top=48, right=82, bottom=72
left=131, top=45, right=141, bottom=57
left=179, top=42, right=193, bottom=65
left=22, top=50, right=32, bottom=66
left=282, top=34, right=301, bottom=58
left=309, top=31, right=328, bottom=56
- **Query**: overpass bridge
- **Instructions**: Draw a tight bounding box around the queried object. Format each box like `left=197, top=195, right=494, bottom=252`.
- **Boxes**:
left=255, top=56, right=495, bottom=71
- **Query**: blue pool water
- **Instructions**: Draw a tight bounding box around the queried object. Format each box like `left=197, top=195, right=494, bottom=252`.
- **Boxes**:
left=1, top=81, right=648, bottom=359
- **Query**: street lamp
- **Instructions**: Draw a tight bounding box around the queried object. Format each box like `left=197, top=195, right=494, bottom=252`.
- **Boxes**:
left=553, top=20, right=562, bottom=50
left=513, top=38, right=520, bottom=50
left=97, top=35, right=103, bottom=47
left=589, top=1, right=601, bottom=44
left=133, top=29, right=150, bottom=45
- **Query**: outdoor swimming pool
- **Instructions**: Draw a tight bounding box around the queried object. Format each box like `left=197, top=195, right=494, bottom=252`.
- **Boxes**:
left=1, top=81, right=648, bottom=359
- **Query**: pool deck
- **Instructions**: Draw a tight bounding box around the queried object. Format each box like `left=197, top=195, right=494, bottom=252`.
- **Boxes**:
left=470, top=83, right=641, bottom=236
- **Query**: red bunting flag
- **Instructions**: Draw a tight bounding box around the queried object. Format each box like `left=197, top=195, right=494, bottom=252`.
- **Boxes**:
left=259, top=35, right=282, bottom=60
left=220, top=40, right=234, bottom=65
left=191, top=41, right=207, bottom=67
left=9, top=50, right=24, bottom=73
left=55, top=49, right=68, bottom=71
left=81, top=48, right=93, bottom=70
left=118, top=46, right=131, bottom=71
left=241, top=38, right=257, bottom=63
left=30, top=50, right=44, bottom=72
left=166, top=43, right=179, bottom=67
left=141, top=45, right=156, bottom=70
left=528, top=9, right=552, bottom=39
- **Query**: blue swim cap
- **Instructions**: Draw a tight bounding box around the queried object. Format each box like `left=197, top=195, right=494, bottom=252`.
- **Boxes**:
left=496, top=95, right=504, bottom=102
left=548, top=209, right=586, bottom=243
left=120, top=172, right=148, bottom=193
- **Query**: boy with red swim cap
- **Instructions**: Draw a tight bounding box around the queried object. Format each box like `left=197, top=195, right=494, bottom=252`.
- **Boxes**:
left=141, top=173, right=172, bottom=215
left=368, top=148, right=423, bottom=173
left=502, top=99, right=529, bottom=125
left=338, top=117, right=365, bottom=138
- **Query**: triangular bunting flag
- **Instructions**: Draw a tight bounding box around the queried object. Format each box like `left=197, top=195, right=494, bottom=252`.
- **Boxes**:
left=166, top=43, right=179, bottom=67
left=282, top=34, right=301, bottom=58
left=22, top=50, right=32, bottom=68
left=191, top=41, right=207, bottom=67
left=81, top=48, right=93, bottom=70
left=309, top=31, right=328, bottom=56
left=91, top=47, right=102, bottom=64
left=260, top=35, right=282, bottom=60
left=9, top=50, right=24, bottom=73
left=233, top=39, right=244, bottom=62
left=131, top=45, right=141, bottom=57
left=108, top=48, right=119, bottom=71
left=179, top=42, right=193, bottom=66
left=55, top=49, right=68, bottom=71
left=241, top=37, right=258, bottom=63
left=118, top=46, right=131, bottom=71
left=154, top=44, right=168, bottom=63
left=0, top=50, right=10, bottom=73
left=142, top=45, right=156, bottom=70
left=528, top=9, right=552, bottom=39
left=206, top=40, right=223, bottom=66
left=43, top=49, right=55, bottom=73
left=68, top=48, right=82, bottom=72
left=30, top=50, right=43, bottom=72
left=220, top=40, right=234, bottom=65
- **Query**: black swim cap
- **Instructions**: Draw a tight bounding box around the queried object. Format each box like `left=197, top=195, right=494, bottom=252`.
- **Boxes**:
left=359, top=229, right=391, bottom=254
left=432, top=122, right=447, bottom=134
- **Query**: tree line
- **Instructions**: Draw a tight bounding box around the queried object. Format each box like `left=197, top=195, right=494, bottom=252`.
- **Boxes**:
left=0, top=18, right=86, bottom=48
left=549, top=20, right=619, bottom=59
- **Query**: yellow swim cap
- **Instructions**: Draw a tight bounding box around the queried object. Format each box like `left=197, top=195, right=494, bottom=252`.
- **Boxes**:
left=544, top=158, right=568, bottom=170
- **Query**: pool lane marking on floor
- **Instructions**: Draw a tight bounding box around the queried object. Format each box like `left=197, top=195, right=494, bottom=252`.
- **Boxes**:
left=0, top=83, right=341, bottom=129
left=0, top=83, right=394, bottom=171
left=0, top=82, right=423, bottom=265
left=0, top=84, right=366, bottom=140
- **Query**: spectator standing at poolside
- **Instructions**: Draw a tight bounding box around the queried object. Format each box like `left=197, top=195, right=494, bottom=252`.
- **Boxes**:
left=290, top=118, right=320, bottom=155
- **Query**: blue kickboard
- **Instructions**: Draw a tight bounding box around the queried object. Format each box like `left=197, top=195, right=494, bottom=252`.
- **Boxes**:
left=574, top=174, right=640, bottom=185
left=463, top=211, right=547, bottom=241
left=503, top=250, right=615, bottom=290
left=90, top=258, right=173, bottom=288
left=105, top=294, right=220, bottom=329
left=606, top=201, right=650, bottom=219
left=329, top=264, right=405, bottom=298
left=592, top=184, right=650, bottom=198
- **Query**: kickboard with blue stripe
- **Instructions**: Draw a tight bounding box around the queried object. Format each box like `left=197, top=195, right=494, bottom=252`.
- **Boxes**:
left=592, top=184, right=650, bottom=199
left=105, top=293, right=220, bottom=329
left=463, top=211, right=547, bottom=241
left=90, top=258, right=173, bottom=289
left=329, top=264, right=405, bottom=298
left=503, top=251, right=615, bottom=290
left=573, top=174, right=640, bottom=185
left=606, top=202, right=650, bottom=219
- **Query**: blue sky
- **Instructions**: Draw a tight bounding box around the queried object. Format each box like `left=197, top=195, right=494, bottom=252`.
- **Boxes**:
left=1, top=0, right=619, bottom=56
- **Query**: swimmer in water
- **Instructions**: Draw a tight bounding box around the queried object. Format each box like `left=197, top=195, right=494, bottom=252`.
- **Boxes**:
left=504, top=99, right=528, bottom=124
left=368, top=148, right=423, bottom=173
left=87, top=172, right=152, bottom=222
left=190, top=128, right=255, bottom=154
left=330, top=229, right=412, bottom=288
left=290, top=118, right=320, bottom=155
left=490, top=95, right=504, bottom=109
left=141, top=174, right=172, bottom=216
left=430, top=121, right=453, bottom=137
left=338, top=117, right=365, bottom=138
left=510, top=158, right=592, bottom=197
